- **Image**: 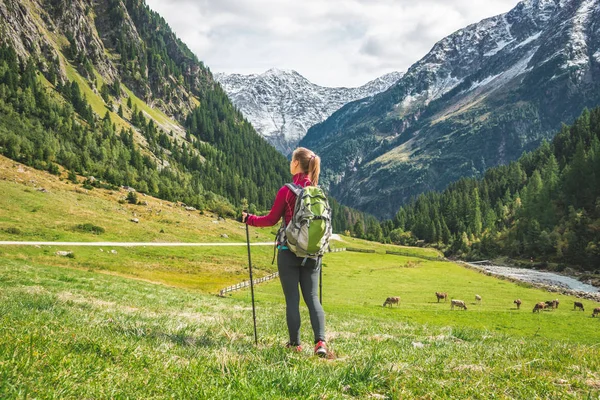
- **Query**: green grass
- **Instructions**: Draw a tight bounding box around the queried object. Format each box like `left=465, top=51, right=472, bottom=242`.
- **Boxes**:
left=121, top=86, right=182, bottom=132
left=0, top=156, right=276, bottom=244
left=0, top=245, right=277, bottom=293
left=2, top=156, right=600, bottom=398
left=1, top=257, right=599, bottom=399
left=335, top=236, right=442, bottom=259
left=244, top=252, right=600, bottom=344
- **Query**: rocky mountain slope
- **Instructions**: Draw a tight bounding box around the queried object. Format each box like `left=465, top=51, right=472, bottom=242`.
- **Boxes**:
left=215, top=69, right=403, bottom=155
left=0, top=0, right=289, bottom=211
left=301, top=0, right=600, bottom=218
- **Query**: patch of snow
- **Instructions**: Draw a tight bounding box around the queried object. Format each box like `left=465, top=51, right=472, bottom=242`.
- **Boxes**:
left=594, top=50, right=600, bottom=63
left=503, top=14, right=513, bottom=39
left=400, top=93, right=418, bottom=109
left=564, top=0, right=595, bottom=69
left=514, top=31, right=542, bottom=49
left=427, top=75, right=463, bottom=101
left=469, top=73, right=502, bottom=91
left=467, top=49, right=538, bottom=94
left=484, top=39, right=514, bottom=57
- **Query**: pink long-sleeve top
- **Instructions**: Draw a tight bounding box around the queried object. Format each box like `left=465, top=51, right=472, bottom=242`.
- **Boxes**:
left=246, top=173, right=312, bottom=227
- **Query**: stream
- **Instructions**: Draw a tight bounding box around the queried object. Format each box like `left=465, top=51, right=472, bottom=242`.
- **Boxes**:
left=467, top=263, right=599, bottom=294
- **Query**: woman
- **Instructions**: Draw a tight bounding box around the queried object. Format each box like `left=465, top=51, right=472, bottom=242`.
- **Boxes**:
left=242, top=147, right=327, bottom=357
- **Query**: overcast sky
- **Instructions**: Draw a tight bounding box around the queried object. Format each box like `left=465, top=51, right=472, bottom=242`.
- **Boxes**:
left=145, top=0, right=521, bottom=87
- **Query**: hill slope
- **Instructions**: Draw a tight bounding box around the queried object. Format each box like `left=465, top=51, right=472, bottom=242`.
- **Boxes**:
left=0, top=0, right=289, bottom=211
left=383, top=106, right=600, bottom=271
left=302, top=0, right=600, bottom=218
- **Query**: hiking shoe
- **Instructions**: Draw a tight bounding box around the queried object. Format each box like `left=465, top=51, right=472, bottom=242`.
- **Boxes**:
left=286, top=342, right=302, bottom=352
left=314, top=340, right=327, bottom=358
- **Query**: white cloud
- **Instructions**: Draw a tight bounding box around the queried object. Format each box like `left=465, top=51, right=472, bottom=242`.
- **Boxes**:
left=145, top=0, right=521, bottom=87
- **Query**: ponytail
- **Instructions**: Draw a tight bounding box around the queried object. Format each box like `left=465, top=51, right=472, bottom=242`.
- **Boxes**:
left=308, top=154, right=320, bottom=186
left=292, top=147, right=321, bottom=186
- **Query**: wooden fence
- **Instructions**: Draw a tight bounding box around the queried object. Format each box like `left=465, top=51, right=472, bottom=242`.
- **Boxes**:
left=217, top=247, right=347, bottom=296
left=218, top=272, right=280, bottom=297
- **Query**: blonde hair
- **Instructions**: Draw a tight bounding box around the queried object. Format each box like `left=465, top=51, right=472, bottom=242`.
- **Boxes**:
left=292, top=147, right=320, bottom=185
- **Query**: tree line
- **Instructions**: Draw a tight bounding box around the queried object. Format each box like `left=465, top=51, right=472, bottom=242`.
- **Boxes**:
left=371, top=107, right=600, bottom=271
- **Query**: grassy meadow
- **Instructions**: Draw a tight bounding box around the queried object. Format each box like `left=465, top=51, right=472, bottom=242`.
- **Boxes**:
left=1, top=157, right=600, bottom=398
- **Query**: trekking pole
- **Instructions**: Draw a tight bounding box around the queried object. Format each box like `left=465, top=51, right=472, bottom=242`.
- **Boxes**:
left=319, top=264, right=323, bottom=305
left=244, top=209, right=258, bottom=345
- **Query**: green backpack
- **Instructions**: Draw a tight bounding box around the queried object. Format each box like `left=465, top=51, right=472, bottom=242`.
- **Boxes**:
left=280, top=183, right=332, bottom=262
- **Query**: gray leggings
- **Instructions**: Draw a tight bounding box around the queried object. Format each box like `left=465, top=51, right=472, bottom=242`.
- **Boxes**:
left=277, top=249, right=325, bottom=345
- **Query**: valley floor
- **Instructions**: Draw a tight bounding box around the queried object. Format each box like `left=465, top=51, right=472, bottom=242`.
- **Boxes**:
left=1, top=157, right=600, bottom=398
left=1, top=246, right=600, bottom=399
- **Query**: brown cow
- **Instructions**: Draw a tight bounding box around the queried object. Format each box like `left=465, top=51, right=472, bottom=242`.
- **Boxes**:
left=435, top=292, right=448, bottom=302
left=383, top=297, right=400, bottom=307
left=514, top=299, right=522, bottom=310
left=451, top=299, right=467, bottom=310
left=545, top=299, right=559, bottom=309
left=573, top=302, right=585, bottom=311
left=592, top=307, right=600, bottom=317
left=533, top=302, right=547, bottom=313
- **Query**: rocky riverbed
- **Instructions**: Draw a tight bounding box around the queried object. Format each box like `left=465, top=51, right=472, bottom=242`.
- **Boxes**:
left=463, top=262, right=600, bottom=303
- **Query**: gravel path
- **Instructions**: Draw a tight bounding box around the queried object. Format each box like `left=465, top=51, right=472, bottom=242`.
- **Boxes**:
left=0, top=241, right=273, bottom=247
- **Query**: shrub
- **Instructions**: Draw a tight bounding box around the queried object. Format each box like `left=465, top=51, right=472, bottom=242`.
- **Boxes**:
left=212, top=201, right=235, bottom=218
left=48, top=163, right=60, bottom=175
left=68, top=170, right=78, bottom=184
left=127, top=191, right=138, bottom=205
left=3, top=227, right=22, bottom=235
left=74, top=223, right=105, bottom=235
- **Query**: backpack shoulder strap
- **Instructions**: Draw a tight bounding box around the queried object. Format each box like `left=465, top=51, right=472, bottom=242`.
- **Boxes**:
left=285, top=183, right=303, bottom=197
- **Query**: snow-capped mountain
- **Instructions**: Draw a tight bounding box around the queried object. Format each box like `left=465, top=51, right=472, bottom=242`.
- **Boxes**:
left=215, top=69, right=403, bottom=155
left=301, top=0, right=600, bottom=218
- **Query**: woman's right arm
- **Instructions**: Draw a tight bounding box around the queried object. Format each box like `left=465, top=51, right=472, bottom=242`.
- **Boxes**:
left=246, top=186, right=288, bottom=227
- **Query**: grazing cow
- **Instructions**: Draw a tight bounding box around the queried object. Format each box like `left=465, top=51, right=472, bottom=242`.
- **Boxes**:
left=533, top=302, right=547, bottom=313
left=383, top=297, right=400, bottom=307
left=451, top=299, right=467, bottom=310
left=592, top=307, right=600, bottom=317
left=573, top=302, right=585, bottom=312
left=514, top=299, right=522, bottom=310
left=435, top=292, right=448, bottom=302
left=475, top=294, right=482, bottom=303
left=545, top=299, right=559, bottom=309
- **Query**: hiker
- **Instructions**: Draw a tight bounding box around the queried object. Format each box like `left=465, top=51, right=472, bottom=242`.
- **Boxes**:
left=242, top=147, right=328, bottom=357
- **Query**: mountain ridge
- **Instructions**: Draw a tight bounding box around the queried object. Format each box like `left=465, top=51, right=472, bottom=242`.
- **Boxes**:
left=301, top=0, right=600, bottom=218
left=215, top=69, right=403, bottom=155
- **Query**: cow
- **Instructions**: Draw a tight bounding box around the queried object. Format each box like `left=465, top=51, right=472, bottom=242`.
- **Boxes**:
left=514, top=299, right=522, bottom=310
left=451, top=299, right=467, bottom=310
left=573, top=302, right=585, bottom=312
left=545, top=299, right=559, bottom=309
left=475, top=294, right=482, bottom=303
left=383, top=297, right=400, bottom=307
left=435, top=292, right=448, bottom=302
left=533, top=302, right=547, bottom=313
left=592, top=307, right=600, bottom=317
